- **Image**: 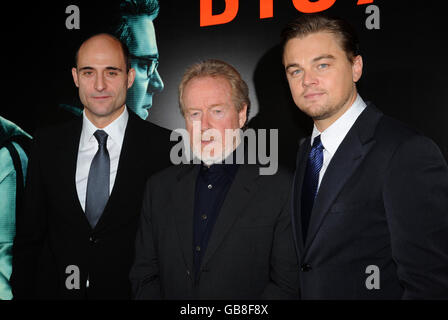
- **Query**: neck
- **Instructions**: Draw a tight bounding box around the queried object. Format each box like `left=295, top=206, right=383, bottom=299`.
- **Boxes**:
left=314, top=90, right=358, bottom=133
left=84, top=105, right=125, bottom=129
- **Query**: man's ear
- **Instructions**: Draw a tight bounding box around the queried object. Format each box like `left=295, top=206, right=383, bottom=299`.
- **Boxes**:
left=238, top=104, right=248, bottom=128
left=72, top=67, right=79, bottom=87
left=352, top=55, right=363, bottom=83
left=127, top=67, right=136, bottom=89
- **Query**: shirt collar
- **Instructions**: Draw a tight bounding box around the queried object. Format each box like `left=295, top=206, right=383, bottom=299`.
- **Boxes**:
left=199, top=142, right=242, bottom=180
left=80, top=106, right=129, bottom=146
left=199, top=160, right=239, bottom=183
left=311, top=94, right=367, bottom=156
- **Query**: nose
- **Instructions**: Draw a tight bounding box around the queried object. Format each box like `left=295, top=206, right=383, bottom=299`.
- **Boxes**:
left=302, top=70, right=318, bottom=88
left=148, top=69, right=164, bottom=93
left=201, top=112, right=210, bottom=132
left=94, top=74, right=106, bottom=91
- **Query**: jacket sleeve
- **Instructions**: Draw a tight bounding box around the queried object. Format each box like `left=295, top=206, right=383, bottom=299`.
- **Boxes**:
left=0, top=147, right=17, bottom=300
left=261, top=189, right=300, bottom=300
left=10, top=132, right=48, bottom=299
left=384, top=134, right=448, bottom=299
left=129, top=178, right=162, bottom=299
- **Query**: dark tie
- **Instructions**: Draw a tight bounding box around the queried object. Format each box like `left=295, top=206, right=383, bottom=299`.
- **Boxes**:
left=300, top=135, right=324, bottom=242
left=85, top=130, right=110, bottom=228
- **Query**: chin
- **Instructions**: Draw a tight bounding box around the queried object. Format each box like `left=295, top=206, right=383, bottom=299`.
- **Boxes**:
left=88, top=106, right=115, bottom=117
left=133, top=108, right=149, bottom=120
left=140, top=109, right=149, bottom=120
left=300, top=103, right=328, bottom=119
left=200, top=150, right=226, bottom=165
left=192, top=142, right=224, bottom=164
left=127, top=97, right=152, bottom=120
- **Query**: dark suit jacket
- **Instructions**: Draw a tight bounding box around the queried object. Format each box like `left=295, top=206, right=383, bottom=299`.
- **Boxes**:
left=130, top=163, right=299, bottom=299
left=11, top=110, right=173, bottom=299
left=292, top=103, right=448, bottom=299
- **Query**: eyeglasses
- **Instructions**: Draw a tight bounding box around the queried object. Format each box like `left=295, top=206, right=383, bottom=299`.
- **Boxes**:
left=130, top=55, right=159, bottom=79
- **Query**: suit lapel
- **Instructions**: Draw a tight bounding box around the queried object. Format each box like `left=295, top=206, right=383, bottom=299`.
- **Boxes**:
left=303, top=105, right=382, bottom=255
left=291, top=138, right=311, bottom=256
left=54, top=118, right=90, bottom=228
left=94, top=111, right=141, bottom=231
left=172, top=165, right=200, bottom=273
left=201, top=164, right=260, bottom=268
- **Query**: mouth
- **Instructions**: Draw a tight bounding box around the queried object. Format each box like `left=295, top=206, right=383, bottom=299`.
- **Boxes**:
left=201, top=137, right=215, bottom=145
left=304, top=92, right=325, bottom=99
left=91, top=96, right=111, bottom=100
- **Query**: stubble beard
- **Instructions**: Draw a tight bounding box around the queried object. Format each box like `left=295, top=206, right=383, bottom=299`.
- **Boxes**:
left=302, top=90, right=355, bottom=122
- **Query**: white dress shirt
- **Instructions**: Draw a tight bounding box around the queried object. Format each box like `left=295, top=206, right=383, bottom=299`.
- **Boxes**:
left=76, top=107, right=129, bottom=212
left=311, top=94, right=367, bottom=190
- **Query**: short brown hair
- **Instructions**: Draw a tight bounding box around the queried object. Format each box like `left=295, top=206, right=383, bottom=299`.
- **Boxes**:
left=178, top=59, right=250, bottom=123
left=281, top=13, right=360, bottom=63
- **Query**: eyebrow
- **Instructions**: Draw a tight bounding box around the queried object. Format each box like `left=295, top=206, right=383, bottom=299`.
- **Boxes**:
left=313, top=54, right=335, bottom=62
left=78, top=66, right=94, bottom=71
left=105, top=66, right=122, bottom=72
left=133, top=54, right=159, bottom=60
left=285, top=54, right=336, bottom=71
left=78, top=66, right=123, bottom=72
left=187, top=104, right=224, bottom=111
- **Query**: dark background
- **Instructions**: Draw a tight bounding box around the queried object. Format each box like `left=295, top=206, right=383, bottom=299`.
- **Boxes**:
left=3, top=0, right=447, bottom=169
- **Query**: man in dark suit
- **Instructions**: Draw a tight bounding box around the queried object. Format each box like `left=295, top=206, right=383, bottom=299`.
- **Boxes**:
left=282, top=14, right=448, bottom=299
left=130, top=59, right=299, bottom=299
left=11, top=33, right=172, bottom=299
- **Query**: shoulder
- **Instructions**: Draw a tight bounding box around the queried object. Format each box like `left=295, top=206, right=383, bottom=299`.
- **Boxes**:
left=153, top=163, right=187, bottom=178
left=376, top=114, right=440, bottom=155
left=146, top=164, right=192, bottom=187
left=34, top=117, right=80, bottom=141
left=135, top=119, right=171, bottom=137
left=127, top=114, right=177, bottom=154
left=128, top=112, right=172, bottom=138
left=376, top=114, right=421, bottom=142
left=364, top=106, right=445, bottom=166
left=141, top=164, right=196, bottom=205
left=255, top=164, right=293, bottom=183
left=240, top=163, right=294, bottom=200
left=361, top=103, right=432, bottom=154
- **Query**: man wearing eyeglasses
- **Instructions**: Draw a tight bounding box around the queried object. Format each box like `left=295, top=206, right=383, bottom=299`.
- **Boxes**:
left=117, top=0, right=164, bottom=120
left=59, top=0, right=164, bottom=121
left=11, top=33, right=173, bottom=299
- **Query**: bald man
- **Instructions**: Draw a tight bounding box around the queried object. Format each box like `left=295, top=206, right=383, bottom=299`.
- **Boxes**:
left=11, top=33, right=172, bottom=299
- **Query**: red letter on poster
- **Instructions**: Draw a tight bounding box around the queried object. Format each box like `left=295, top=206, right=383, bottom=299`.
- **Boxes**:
left=200, top=0, right=239, bottom=27
left=292, top=0, right=336, bottom=13
left=357, top=0, right=374, bottom=4
left=260, top=0, right=273, bottom=19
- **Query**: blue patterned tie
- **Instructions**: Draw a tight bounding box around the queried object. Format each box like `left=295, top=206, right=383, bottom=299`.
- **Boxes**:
left=85, top=130, right=110, bottom=228
left=300, top=135, right=324, bottom=242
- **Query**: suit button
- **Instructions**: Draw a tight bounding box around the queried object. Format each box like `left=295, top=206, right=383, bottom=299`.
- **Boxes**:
left=301, top=264, right=312, bottom=272
left=89, top=236, right=98, bottom=244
